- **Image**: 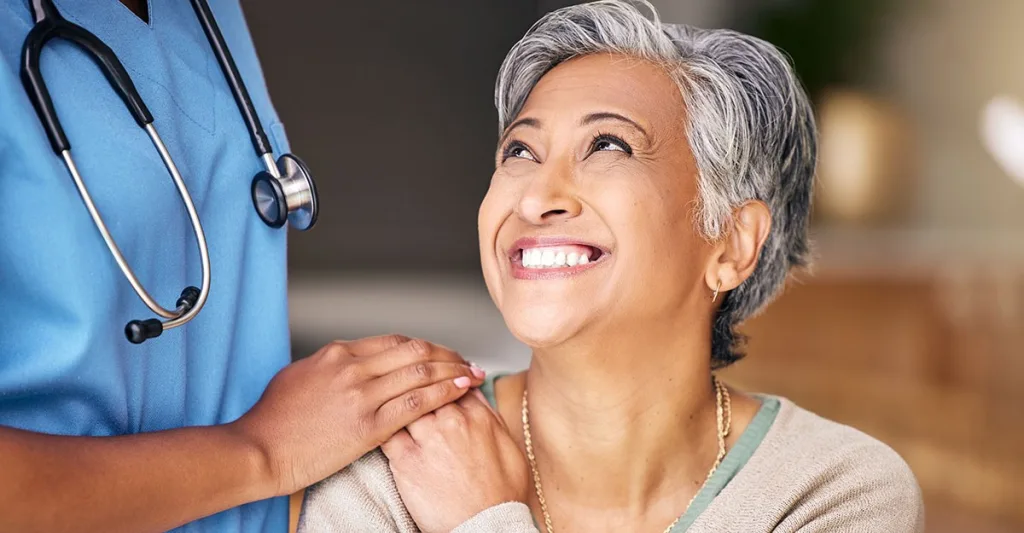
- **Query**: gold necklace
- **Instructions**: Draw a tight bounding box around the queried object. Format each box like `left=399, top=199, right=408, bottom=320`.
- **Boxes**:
left=521, top=375, right=731, bottom=533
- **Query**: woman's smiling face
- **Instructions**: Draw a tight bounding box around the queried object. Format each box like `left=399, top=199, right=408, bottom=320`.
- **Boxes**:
left=479, top=53, right=717, bottom=348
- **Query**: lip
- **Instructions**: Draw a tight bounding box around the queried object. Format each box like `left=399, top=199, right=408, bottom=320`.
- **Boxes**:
left=506, top=236, right=611, bottom=280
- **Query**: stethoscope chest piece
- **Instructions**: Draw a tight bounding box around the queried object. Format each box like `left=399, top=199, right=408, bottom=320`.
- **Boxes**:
left=252, top=153, right=318, bottom=231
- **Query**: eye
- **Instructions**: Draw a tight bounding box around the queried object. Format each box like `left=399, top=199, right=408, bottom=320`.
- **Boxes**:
left=501, top=140, right=537, bottom=162
left=590, top=133, right=632, bottom=156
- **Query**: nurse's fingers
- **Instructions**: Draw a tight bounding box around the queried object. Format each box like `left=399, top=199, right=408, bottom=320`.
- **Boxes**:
left=359, top=337, right=471, bottom=377
left=373, top=377, right=475, bottom=437
left=338, top=334, right=413, bottom=357
left=370, top=361, right=484, bottom=402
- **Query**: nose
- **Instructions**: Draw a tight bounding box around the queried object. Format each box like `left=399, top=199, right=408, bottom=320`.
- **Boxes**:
left=515, top=161, right=583, bottom=225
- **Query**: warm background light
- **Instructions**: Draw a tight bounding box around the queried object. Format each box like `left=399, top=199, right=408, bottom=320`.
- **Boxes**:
left=981, top=95, right=1024, bottom=187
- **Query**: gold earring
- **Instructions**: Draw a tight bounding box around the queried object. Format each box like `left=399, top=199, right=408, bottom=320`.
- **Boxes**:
left=712, top=280, right=722, bottom=303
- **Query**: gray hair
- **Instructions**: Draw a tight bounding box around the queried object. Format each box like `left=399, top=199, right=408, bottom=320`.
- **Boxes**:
left=495, top=0, right=816, bottom=368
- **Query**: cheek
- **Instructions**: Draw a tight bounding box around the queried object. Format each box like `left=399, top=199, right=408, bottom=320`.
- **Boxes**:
left=593, top=176, right=690, bottom=252
left=478, top=172, right=524, bottom=239
left=637, top=190, right=710, bottom=298
left=647, top=190, right=696, bottom=251
left=477, top=181, right=508, bottom=253
left=478, top=180, right=512, bottom=299
left=596, top=173, right=704, bottom=283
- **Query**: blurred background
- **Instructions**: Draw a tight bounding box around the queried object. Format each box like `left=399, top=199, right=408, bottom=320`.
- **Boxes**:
left=242, top=1, right=1024, bottom=531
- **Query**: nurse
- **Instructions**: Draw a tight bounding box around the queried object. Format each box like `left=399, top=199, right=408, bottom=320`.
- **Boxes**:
left=0, top=1, right=485, bottom=532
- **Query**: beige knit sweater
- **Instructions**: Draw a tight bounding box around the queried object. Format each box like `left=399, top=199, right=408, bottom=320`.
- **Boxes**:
left=298, top=397, right=925, bottom=532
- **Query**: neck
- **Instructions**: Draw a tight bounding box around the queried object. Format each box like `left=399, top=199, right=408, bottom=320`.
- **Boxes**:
left=519, top=319, right=720, bottom=513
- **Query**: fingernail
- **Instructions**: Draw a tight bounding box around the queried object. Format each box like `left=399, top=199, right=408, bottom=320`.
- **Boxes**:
left=469, top=363, right=486, bottom=379
left=454, top=376, right=472, bottom=388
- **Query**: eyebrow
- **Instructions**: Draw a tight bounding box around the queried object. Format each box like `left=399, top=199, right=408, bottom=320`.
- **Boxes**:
left=496, top=112, right=652, bottom=150
left=498, top=117, right=540, bottom=149
left=580, top=112, right=651, bottom=142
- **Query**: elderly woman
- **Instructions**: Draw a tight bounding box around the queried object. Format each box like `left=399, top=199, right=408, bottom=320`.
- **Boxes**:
left=299, top=1, right=923, bottom=532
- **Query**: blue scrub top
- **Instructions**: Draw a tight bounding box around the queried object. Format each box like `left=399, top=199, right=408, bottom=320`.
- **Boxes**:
left=0, top=1, right=291, bottom=531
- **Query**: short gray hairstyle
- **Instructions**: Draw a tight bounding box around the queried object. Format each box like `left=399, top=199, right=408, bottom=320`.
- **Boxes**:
left=495, top=0, right=816, bottom=368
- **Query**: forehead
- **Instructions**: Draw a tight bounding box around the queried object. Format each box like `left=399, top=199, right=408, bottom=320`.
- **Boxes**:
left=518, top=53, right=687, bottom=130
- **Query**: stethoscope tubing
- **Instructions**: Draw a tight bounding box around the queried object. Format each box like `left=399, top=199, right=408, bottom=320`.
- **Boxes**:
left=58, top=123, right=212, bottom=329
left=18, top=0, right=272, bottom=338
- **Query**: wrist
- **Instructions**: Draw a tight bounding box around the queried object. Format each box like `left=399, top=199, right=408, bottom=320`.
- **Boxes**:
left=221, top=419, right=281, bottom=500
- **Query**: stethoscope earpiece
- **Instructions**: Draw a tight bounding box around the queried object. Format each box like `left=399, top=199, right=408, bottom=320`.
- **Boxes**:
left=125, top=319, right=163, bottom=344
left=124, top=286, right=202, bottom=344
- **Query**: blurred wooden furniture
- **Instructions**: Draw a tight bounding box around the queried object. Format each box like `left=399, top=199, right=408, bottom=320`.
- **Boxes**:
left=722, top=230, right=1024, bottom=530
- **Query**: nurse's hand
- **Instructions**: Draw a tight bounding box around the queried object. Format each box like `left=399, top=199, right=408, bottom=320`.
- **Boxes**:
left=231, top=334, right=486, bottom=496
left=382, top=390, right=530, bottom=533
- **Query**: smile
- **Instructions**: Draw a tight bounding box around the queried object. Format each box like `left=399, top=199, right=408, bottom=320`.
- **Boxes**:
left=507, top=237, right=610, bottom=279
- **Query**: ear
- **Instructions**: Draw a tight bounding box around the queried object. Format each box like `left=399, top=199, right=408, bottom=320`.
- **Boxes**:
left=704, top=201, right=772, bottom=298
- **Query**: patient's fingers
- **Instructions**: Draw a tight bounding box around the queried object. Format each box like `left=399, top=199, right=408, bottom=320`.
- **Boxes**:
left=381, top=428, right=416, bottom=458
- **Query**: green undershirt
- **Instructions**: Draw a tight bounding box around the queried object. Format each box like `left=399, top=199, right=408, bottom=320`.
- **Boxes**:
left=478, top=374, right=780, bottom=532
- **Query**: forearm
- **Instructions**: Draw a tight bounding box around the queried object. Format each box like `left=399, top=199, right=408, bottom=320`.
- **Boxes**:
left=0, top=422, right=273, bottom=533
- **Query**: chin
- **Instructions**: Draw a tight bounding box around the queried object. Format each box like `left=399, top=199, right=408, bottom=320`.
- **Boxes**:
left=501, top=305, right=584, bottom=349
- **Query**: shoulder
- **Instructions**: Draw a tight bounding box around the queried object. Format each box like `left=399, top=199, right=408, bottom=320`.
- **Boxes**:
left=773, top=398, right=921, bottom=492
left=694, top=397, right=925, bottom=532
left=771, top=398, right=924, bottom=522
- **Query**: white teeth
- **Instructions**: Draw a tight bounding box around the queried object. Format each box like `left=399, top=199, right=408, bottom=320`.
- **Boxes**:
left=520, top=250, right=529, bottom=268
left=519, top=246, right=598, bottom=269
left=521, top=249, right=543, bottom=268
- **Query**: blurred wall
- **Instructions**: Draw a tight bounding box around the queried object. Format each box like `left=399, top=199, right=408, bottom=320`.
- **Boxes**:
left=243, top=1, right=540, bottom=275
left=874, top=0, right=1024, bottom=231
left=545, top=0, right=735, bottom=26
left=648, top=0, right=734, bottom=28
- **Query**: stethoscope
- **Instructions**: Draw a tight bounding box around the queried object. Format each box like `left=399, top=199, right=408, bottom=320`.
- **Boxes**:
left=20, top=0, right=319, bottom=344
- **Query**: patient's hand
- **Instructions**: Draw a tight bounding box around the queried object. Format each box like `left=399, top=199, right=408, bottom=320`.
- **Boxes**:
left=382, top=390, right=529, bottom=533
